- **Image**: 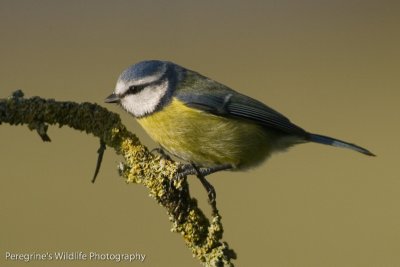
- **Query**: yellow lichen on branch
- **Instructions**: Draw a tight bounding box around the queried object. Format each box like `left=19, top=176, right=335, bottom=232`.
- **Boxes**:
left=0, top=90, right=235, bottom=267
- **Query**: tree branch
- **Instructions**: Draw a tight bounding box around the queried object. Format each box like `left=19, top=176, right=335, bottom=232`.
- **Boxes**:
left=0, top=90, right=236, bottom=267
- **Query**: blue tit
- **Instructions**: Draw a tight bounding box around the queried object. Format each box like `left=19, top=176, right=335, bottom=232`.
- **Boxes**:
left=105, top=60, right=374, bottom=175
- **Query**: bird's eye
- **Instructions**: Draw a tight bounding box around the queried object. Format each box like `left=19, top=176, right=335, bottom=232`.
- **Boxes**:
left=128, top=85, right=145, bottom=95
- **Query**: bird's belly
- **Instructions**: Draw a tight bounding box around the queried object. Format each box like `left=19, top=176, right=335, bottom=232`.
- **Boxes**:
left=137, top=99, right=280, bottom=169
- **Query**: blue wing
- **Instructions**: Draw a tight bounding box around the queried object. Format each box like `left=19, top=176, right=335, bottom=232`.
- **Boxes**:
left=174, top=71, right=307, bottom=137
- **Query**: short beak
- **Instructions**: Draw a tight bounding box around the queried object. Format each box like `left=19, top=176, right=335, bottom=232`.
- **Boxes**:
left=105, top=92, right=120, bottom=103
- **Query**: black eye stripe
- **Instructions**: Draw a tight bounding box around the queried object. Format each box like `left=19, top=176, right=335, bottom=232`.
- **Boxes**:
left=128, top=84, right=146, bottom=94
left=122, top=77, right=167, bottom=98
left=121, top=84, right=147, bottom=97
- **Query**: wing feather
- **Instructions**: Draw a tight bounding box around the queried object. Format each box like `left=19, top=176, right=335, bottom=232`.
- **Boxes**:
left=175, top=72, right=307, bottom=137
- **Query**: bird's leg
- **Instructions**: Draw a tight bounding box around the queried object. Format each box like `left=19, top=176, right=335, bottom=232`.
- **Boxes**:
left=190, top=164, right=217, bottom=209
left=177, top=163, right=232, bottom=215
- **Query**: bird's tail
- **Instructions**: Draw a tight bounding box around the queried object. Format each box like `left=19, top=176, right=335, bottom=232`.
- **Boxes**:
left=308, top=133, right=375, bottom=156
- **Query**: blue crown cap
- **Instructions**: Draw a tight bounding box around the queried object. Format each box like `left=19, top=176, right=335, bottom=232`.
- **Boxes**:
left=119, top=60, right=167, bottom=81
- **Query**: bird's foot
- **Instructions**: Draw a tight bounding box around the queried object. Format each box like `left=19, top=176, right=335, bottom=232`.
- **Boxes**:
left=176, top=163, right=232, bottom=215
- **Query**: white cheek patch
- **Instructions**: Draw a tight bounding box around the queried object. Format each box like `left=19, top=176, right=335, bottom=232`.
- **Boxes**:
left=121, top=80, right=168, bottom=117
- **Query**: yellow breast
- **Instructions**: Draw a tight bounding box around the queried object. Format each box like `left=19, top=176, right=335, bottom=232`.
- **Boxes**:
left=137, top=98, right=276, bottom=169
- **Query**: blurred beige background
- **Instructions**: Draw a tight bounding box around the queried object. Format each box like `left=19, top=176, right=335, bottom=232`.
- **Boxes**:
left=1, top=0, right=399, bottom=266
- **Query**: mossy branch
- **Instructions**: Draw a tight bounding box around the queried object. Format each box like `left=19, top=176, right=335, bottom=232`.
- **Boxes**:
left=0, top=90, right=236, bottom=267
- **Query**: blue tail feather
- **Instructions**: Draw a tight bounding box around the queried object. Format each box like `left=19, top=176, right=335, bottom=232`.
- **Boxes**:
left=308, top=133, right=375, bottom=156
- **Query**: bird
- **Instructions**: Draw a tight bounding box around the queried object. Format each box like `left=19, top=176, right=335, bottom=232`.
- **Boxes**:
left=105, top=60, right=374, bottom=192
